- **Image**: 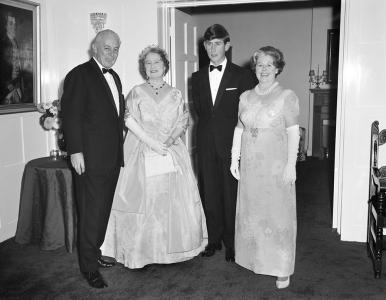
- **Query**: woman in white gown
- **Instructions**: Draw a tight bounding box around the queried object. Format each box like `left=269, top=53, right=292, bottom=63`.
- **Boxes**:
left=101, top=45, right=207, bottom=268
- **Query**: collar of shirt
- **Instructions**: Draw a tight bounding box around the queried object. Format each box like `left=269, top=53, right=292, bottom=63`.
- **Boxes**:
left=208, top=58, right=227, bottom=104
left=93, top=57, right=105, bottom=73
left=92, top=57, right=120, bottom=114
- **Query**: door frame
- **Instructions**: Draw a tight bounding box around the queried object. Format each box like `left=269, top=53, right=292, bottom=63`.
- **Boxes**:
left=158, top=0, right=347, bottom=234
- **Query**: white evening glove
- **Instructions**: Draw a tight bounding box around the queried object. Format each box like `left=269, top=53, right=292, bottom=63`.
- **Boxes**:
left=283, top=124, right=300, bottom=184
left=230, top=127, right=243, bottom=180
left=126, top=117, right=167, bottom=155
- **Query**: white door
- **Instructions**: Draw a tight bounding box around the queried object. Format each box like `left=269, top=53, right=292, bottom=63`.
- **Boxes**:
left=169, top=8, right=199, bottom=156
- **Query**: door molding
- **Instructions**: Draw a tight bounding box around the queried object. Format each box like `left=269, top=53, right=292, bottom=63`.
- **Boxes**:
left=158, top=0, right=311, bottom=57
left=160, top=0, right=308, bottom=8
left=158, top=0, right=346, bottom=234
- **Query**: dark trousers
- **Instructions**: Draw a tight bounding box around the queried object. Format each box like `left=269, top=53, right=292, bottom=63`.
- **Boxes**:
left=198, top=139, right=238, bottom=249
left=74, top=166, right=120, bottom=273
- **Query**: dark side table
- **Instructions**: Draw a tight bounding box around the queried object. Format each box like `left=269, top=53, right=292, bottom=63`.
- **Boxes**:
left=15, top=156, right=76, bottom=253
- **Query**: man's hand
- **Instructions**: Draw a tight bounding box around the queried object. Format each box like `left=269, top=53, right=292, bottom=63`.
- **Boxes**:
left=71, top=152, right=85, bottom=175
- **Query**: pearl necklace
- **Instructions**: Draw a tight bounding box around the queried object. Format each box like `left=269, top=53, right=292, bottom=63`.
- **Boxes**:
left=255, top=81, right=279, bottom=96
left=147, top=81, right=166, bottom=95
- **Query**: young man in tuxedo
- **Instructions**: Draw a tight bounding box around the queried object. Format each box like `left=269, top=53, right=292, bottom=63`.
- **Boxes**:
left=192, top=24, right=257, bottom=262
left=61, top=29, right=125, bottom=288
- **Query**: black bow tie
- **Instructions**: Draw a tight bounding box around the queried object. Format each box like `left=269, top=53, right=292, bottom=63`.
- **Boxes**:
left=210, top=65, right=222, bottom=72
left=102, top=68, right=113, bottom=74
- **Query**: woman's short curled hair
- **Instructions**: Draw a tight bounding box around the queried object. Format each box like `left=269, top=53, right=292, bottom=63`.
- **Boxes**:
left=138, top=45, right=170, bottom=80
left=251, top=46, right=285, bottom=76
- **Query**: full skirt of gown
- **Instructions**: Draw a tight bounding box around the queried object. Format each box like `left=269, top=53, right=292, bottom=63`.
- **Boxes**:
left=101, top=85, right=208, bottom=268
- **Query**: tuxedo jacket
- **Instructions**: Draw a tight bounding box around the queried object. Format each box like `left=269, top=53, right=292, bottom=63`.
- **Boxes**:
left=61, top=58, right=125, bottom=171
left=192, top=62, right=257, bottom=159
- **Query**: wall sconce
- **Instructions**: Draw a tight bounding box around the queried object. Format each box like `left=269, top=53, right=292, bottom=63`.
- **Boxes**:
left=309, top=65, right=328, bottom=89
left=90, top=13, right=107, bottom=33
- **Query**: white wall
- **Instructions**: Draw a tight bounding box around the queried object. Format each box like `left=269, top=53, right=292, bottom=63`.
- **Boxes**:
left=194, top=5, right=335, bottom=153
left=334, top=0, right=386, bottom=241
left=44, top=0, right=159, bottom=98
left=0, top=0, right=159, bottom=242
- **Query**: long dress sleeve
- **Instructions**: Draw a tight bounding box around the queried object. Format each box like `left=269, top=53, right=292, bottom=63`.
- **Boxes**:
left=125, top=87, right=141, bottom=123
left=236, top=90, right=249, bottom=129
left=282, top=90, right=300, bottom=184
left=282, top=90, right=300, bottom=128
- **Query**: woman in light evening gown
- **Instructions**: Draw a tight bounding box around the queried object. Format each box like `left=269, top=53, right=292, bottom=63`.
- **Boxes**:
left=230, top=46, right=300, bottom=289
left=101, top=45, right=207, bottom=268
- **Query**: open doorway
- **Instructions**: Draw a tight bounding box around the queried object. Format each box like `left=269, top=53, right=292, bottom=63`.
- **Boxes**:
left=159, top=0, right=341, bottom=227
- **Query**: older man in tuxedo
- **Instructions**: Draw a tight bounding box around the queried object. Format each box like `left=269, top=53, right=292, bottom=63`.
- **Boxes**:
left=61, top=29, right=125, bottom=288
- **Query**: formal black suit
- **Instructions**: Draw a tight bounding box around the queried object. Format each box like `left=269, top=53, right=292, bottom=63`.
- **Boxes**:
left=61, top=58, right=125, bottom=273
left=192, top=61, right=257, bottom=250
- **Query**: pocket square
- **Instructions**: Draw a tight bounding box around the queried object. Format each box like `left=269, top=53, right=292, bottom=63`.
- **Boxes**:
left=226, top=87, right=237, bottom=91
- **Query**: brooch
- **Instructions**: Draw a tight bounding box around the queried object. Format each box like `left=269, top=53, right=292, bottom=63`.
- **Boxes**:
left=250, top=128, right=259, bottom=138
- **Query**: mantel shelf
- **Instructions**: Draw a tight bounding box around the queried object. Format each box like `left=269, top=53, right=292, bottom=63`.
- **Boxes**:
left=310, top=88, right=337, bottom=94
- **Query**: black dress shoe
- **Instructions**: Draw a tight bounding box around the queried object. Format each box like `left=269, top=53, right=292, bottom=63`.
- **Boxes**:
left=225, top=247, right=235, bottom=262
left=98, top=256, right=116, bottom=268
left=201, top=242, right=222, bottom=257
left=83, top=271, right=108, bottom=288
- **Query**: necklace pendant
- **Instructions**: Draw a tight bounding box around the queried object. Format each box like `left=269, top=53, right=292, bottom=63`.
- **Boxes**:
left=147, top=80, right=166, bottom=96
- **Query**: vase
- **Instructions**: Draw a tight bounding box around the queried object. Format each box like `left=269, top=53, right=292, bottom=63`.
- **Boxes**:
left=50, top=129, right=61, bottom=160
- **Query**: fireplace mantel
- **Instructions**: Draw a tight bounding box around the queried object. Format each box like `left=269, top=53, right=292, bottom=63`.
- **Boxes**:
left=310, top=88, right=337, bottom=159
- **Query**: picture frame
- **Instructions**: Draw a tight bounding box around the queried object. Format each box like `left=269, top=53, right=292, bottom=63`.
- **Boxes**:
left=326, top=28, right=339, bottom=84
left=0, top=0, right=40, bottom=114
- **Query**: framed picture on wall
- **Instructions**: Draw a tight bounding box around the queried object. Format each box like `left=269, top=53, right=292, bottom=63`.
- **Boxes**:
left=0, top=0, right=40, bottom=115
left=326, top=28, right=339, bottom=84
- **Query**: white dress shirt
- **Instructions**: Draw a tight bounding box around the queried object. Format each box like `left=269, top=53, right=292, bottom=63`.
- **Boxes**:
left=209, top=58, right=227, bottom=105
left=93, top=57, right=120, bottom=115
